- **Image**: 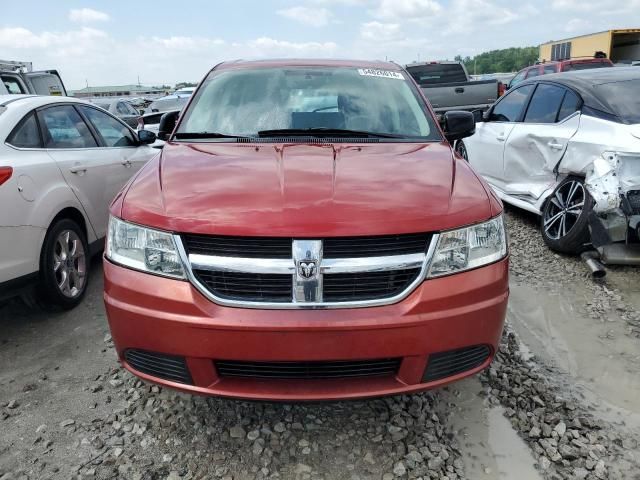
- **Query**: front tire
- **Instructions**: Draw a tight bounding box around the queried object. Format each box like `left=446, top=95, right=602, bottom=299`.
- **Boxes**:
left=541, top=177, right=593, bottom=254
left=455, top=140, right=468, bottom=161
left=38, top=218, right=89, bottom=310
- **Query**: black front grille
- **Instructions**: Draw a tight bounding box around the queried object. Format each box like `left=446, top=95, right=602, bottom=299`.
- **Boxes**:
left=182, top=235, right=291, bottom=258
left=422, top=345, right=491, bottom=382
left=181, top=233, right=430, bottom=259
left=216, top=358, right=401, bottom=379
left=183, top=233, right=431, bottom=303
left=323, top=233, right=431, bottom=258
left=125, top=349, right=192, bottom=384
left=182, top=234, right=292, bottom=259
left=193, top=270, right=292, bottom=302
left=323, top=268, right=421, bottom=302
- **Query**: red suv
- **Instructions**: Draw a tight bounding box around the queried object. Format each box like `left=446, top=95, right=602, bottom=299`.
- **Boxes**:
left=104, top=59, right=508, bottom=401
left=509, top=58, right=613, bottom=89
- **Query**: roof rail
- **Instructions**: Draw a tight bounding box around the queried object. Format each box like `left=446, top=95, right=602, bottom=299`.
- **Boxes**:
left=565, top=55, right=608, bottom=60
left=538, top=55, right=609, bottom=64
left=0, top=60, right=33, bottom=73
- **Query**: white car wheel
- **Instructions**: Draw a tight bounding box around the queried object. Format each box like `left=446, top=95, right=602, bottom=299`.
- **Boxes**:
left=39, top=218, right=89, bottom=309
left=541, top=177, right=593, bottom=254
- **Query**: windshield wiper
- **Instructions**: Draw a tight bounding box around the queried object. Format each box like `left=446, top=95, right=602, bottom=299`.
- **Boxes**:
left=173, top=132, right=253, bottom=140
left=257, top=128, right=405, bottom=139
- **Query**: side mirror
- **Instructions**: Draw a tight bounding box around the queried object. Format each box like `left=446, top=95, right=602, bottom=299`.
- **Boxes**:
left=137, top=129, right=157, bottom=145
left=443, top=111, right=475, bottom=143
left=157, top=111, right=179, bottom=141
left=471, top=109, right=485, bottom=123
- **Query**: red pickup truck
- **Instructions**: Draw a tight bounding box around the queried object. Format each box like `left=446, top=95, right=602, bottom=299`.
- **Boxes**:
left=104, top=59, right=508, bottom=401
left=508, top=57, right=613, bottom=89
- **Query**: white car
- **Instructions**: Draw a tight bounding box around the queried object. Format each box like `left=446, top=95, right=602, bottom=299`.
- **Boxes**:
left=457, top=68, right=640, bottom=256
left=173, top=86, right=196, bottom=96
left=146, top=94, right=190, bottom=114
left=0, top=95, right=158, bottom=308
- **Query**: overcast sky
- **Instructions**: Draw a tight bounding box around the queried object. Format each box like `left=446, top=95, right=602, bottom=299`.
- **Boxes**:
left=2, top=0, right=640, bottom=89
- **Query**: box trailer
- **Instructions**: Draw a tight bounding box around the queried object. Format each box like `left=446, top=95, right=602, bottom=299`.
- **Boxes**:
left=540, top=29, right=640, bottom=64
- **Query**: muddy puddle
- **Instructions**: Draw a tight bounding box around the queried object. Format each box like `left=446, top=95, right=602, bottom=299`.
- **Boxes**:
left=446, top=377, right=544, bottom=480
left=508, top=283, right=640, bottom=429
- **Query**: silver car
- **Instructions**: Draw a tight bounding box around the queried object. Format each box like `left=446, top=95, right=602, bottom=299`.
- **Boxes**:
left=146, top=93, right=191, bottom=113
left=0, top=95, right=157, bottom=307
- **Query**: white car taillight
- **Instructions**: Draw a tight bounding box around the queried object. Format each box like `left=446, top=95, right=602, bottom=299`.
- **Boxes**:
left=0, top=166, right=13, bottom=187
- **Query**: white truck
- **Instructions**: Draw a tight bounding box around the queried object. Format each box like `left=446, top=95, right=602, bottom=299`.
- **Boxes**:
left=0, top=60, right=67, bottom=96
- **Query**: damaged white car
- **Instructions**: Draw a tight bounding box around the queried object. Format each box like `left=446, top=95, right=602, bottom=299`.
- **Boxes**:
left=457, top=68, right=640, bottom=263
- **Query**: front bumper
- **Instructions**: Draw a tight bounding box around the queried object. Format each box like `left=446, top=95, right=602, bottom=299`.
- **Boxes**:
left=104, top=257, right=508, bottom=401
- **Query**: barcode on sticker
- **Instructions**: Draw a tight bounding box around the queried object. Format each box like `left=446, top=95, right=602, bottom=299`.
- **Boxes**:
left=357, top=68, right=404, bottom=80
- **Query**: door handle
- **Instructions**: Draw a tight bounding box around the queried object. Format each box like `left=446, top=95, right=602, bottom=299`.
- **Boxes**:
left=121, top=160, right=132, bottom=168
left=69, top=166, right=87, bottom=174
left=496, top=134, right=506, bottom=142
left=548, top=142, right=564, bottom=150
left=455, top=87, right=465, bottom=94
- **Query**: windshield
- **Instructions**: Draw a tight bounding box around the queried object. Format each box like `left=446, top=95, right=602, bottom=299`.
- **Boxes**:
left=177, top=66, right=440, bottom=140
left=563, top=61, right=612, bottom=71
left=596, top=79, right=640, bottom=124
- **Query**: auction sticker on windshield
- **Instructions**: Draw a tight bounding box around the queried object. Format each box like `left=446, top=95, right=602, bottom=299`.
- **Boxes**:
left=357, top=68, right=404, bottom=80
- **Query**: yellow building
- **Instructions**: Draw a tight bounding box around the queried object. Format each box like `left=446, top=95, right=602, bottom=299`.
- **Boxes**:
left=540, top=29, right=640, bottom=63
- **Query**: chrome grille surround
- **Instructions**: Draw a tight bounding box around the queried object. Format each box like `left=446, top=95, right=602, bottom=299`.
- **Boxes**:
left=174, top=234, right=439, bottom=309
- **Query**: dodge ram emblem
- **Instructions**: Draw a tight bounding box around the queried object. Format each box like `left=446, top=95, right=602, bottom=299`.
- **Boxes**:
left=298, top=261, right=317, bottom=279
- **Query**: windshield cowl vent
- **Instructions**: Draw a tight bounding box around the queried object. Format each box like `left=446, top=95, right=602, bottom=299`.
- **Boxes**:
left=236, top=137, right=381, bottom=144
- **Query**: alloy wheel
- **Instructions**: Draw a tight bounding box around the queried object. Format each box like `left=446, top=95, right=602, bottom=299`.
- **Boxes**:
left=53, top=230, right=87, bottom=298
left=543, top=180, right=586, bottom=240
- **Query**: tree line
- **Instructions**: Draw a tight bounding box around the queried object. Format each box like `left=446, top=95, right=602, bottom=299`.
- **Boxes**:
left=454, top=46, right=539, bottom=74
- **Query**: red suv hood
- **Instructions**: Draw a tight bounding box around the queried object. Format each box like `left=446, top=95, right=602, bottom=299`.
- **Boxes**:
left=118, top=142, right=498, bottom=236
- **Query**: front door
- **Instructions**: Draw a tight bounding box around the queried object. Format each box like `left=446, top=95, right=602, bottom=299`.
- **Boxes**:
left=77, top=105, right=156, bottom=201
left=38, top=104, right=116, bottom=239
left=467, top=84, right=535, bottom=190
left=503, top=84, right=581, bottom=199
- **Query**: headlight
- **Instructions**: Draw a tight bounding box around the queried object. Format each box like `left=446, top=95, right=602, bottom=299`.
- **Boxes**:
left=106, top=216, right=185, bottom=278
left=427, top=215, right=507, bottom=278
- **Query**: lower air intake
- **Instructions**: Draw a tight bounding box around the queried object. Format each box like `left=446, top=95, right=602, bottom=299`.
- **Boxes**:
left=423, top=345, right=491, bottom=382
left=216, top=358, right=401, bottom=379
left=124, top=349, right=192, bottom=385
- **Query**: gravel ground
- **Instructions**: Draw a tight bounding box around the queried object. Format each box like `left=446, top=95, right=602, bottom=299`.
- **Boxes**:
left=1, top=207, right=640, bottom=480
left=507, top=207, right=640, bottom=337
left=480, top=328, right=637, bottom=479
